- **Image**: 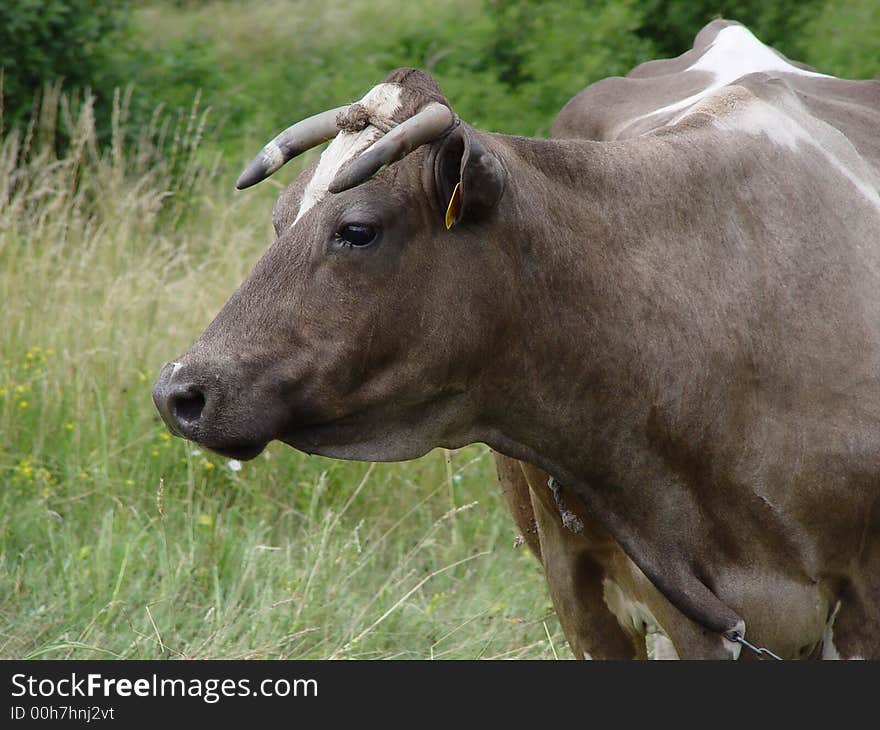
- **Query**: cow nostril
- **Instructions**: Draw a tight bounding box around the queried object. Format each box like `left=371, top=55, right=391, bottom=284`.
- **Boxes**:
left=170, top=388, right=206, bottom=425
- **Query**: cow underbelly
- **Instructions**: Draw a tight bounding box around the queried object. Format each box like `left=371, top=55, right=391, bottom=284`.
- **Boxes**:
left=523, top=463, right=836, bottom=658
left=595, top=526, right=831, bottom=658
left=506, top=452, right=862, bottom=658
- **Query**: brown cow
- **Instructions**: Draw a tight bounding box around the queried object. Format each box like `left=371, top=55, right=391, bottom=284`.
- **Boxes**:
left=154, top=20, right=880, bottom=658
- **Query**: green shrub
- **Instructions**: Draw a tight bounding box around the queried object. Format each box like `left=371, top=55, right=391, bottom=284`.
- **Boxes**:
left=799, top=0, right=880, bottom=78
left=633, top=0, right=825, bottom=59
left=0, top=1, right=131, bottom=133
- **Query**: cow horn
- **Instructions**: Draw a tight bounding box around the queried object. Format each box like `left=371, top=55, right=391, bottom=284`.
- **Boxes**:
left=328, top=102, right=457, bottom=194
left=235, top=105, right=349, bottom=190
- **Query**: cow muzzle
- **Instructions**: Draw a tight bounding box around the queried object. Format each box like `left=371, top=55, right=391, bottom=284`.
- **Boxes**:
left=152, top=361, right=207, bottom=439
left=151, top=360, right=268, bottom=460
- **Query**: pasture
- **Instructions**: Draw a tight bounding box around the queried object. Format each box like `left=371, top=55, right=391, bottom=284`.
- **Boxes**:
left=2, top=0, right=877, bottom=661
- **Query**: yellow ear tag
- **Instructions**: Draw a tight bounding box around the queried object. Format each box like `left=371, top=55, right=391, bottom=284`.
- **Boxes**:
left=445, top=181, right=462, bottom=230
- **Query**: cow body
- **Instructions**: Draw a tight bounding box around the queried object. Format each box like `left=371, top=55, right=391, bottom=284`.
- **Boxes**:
left=489, top=20, right=880, bottom=660
left=489, top=20, right=880, bottom=659
left=154, top=21, right=880, bottom=658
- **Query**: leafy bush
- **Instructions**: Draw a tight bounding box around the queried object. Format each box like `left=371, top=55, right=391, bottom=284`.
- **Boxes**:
left=465, top=0, right=652, bottom=135
left=799, top=0, right=880, bottom=78
left=0, top=1, right=130, bottom=133
left=633, top=0, right=825, bottom=59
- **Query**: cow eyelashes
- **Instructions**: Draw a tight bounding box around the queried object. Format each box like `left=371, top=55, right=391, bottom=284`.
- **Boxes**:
left=337, top=223, right=378, bottom=248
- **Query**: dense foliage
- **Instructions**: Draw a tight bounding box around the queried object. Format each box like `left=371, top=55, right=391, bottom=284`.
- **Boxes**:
left=632, top=0, right=823, bottom=58
left=0, top=1, right=130, bottom=131
left=2, top=0, right=877, bottom=158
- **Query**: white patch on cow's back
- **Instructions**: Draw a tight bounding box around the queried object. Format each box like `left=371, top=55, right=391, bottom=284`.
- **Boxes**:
left=646, top=25, right=829, bottom=121
left=711, top=94, right=880, bottom=209
left=690, top=24, right=828, bottom=80
left=294, top=83, right=403, bottom=224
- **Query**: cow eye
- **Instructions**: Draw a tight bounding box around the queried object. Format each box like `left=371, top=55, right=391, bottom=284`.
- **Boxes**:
left=338, top=223, right=378, bottom=247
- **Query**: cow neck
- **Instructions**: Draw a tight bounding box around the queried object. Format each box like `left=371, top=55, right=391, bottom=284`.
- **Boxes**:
left=479, top=132, right=748, bottom=644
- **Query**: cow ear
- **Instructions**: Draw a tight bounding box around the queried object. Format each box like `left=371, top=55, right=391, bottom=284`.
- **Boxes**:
left=434, top=125, right=505, bottom=229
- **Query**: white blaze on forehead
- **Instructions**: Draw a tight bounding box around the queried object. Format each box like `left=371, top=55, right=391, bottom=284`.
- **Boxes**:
left=648, top=24, right=829, bottom=121
left=294, top=83, right=403, bottom=224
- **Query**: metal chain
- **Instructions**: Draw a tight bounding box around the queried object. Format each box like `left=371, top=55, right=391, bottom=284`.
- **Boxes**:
left=726, top=631, right=782, bottom=660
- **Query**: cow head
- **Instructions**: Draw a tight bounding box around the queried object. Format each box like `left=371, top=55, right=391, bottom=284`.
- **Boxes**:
left=152, top=69, right=511, bottom=462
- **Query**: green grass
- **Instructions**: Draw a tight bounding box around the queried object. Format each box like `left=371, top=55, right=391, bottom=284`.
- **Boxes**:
left=0, top=88, right=563, bottom=660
